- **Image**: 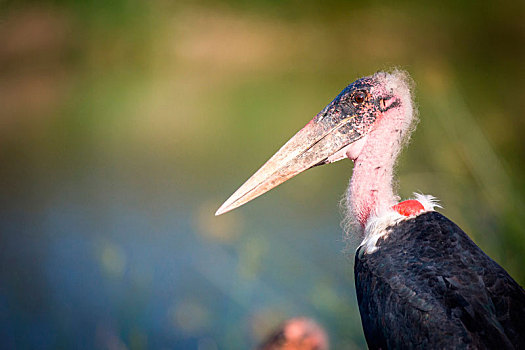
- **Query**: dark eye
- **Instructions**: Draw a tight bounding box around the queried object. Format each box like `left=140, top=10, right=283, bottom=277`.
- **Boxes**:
left=352, top=91, right=366, bottom=104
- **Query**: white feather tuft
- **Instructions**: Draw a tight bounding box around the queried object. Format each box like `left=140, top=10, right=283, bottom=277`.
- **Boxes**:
left=357, top=193, right=442, bottom=254
left=360, top=209, right=405, bottom=254
left=413, top=193, right=442, bottom=211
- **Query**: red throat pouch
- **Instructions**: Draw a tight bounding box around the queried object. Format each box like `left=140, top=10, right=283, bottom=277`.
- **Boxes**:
left=392, top=200, right=425, bottom=217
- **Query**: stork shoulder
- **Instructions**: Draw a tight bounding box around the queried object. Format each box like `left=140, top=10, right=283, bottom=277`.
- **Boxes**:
left=359, top=193, right=440, bottom=255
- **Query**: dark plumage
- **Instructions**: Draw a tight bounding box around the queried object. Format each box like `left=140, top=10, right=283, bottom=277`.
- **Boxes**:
left=355, top=211, right=525, bottom=349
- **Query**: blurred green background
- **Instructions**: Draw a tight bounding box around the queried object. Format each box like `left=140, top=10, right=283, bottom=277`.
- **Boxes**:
left=0, top=0, right=524, bottom=349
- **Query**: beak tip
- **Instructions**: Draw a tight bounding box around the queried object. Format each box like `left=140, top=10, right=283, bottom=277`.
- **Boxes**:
left=215, top=202, right=232, bottom=216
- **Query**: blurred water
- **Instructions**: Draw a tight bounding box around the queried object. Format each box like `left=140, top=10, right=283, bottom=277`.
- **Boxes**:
left=0, top=166, right=364, bottom=348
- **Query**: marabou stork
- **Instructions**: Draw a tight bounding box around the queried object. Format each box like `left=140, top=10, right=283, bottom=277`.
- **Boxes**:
left=216, top=71, right=525, bottom=349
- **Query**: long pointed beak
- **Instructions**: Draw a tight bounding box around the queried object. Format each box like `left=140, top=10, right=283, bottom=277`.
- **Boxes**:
left=215, top=113, right=363, bottom=216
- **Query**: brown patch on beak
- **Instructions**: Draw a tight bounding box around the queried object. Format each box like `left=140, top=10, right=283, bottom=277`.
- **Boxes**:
left=215, top=115, right=362, bottom=215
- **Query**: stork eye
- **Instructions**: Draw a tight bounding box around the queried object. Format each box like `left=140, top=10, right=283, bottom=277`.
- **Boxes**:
left=352, top=91, right=366, bottom=105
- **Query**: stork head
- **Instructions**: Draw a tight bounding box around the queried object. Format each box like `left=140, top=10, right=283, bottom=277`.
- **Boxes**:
left=216, top=71, right=413, bottom=216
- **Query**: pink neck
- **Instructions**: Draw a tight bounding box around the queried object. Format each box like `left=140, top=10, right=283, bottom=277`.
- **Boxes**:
left=349, top=107, right=413, bottom=228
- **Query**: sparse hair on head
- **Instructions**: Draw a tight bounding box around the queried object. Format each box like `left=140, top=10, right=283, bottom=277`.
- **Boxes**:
left=341, top=69, right=419, bottom=250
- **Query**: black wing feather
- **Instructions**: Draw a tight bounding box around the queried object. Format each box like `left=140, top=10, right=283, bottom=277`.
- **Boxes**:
left=355, top=211, right=525, bottom=349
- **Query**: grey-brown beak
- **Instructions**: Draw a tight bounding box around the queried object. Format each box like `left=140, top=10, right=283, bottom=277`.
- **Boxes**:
left=215, top=113, right=363, bottom=216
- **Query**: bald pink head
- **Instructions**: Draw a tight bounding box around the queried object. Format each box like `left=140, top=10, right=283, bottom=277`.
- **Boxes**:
left=345, top=70, right=416, bottom=229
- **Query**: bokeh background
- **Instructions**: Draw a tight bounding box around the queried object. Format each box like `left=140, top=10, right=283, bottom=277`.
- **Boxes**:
left=1, top=0, right=524, bottom=349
